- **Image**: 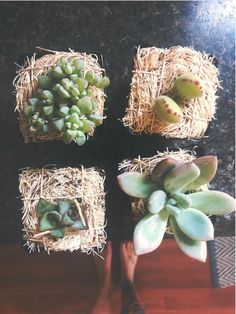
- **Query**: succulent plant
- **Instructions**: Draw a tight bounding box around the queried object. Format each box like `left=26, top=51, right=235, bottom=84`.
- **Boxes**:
left=36, top=198, right=87, bottom=239
left=24, top=57, right=110, bottom=145
left=173, top=73, right=204, bottom=100
left=154, top=96, right=183, bottom=124
left=153, top=73, right=205, bottom=125
left=117, top=156, right=235, bottom=262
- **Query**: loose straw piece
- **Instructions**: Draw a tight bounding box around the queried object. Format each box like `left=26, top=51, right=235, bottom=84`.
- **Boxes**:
left=123, top=46, right=220, bottom=139
left=14, top=49, right=106, bottom=143
left=19, top=167, right=106, bottom=254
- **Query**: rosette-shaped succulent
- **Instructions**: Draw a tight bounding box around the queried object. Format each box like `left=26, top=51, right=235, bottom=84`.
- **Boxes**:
left=37, top=198, right=87, bottom=239
left=23, top=57, right=110, bottom=146
left=117, top=156, right=235, bottom=262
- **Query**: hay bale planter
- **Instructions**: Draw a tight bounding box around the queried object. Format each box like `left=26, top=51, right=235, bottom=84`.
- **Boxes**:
left=123, top=46, right=220, bottom=139
left=19, top=166, right=106, bottom=254
left=118, top=150, right=235, bottom=262
left=15, top=48, right=108, bottom=144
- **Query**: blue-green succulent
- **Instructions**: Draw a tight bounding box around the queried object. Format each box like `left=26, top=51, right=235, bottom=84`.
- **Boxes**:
left=36, top=198, right=87, bottom=239
left=117, top=156, right=235, bottom=262
left=24, top=57, right=110, bottom=145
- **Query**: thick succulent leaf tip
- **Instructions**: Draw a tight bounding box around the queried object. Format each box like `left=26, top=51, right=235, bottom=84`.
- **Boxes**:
left=170, top=216, right=207, bottom=262
left=117, top=172, right=157, bottom=198
left=133, top=210, right=169, bottom=255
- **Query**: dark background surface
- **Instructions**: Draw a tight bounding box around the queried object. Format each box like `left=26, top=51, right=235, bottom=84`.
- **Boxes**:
left=0, top=1, right=235, bottom=243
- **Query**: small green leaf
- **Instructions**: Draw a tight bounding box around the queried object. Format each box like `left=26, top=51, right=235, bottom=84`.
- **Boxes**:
left=188, top=191, right=236, bottom=215
left=175, top=208, right=214, bottom=241
left=50, top=227, right=65, bottom=238
left=173, top=192, right=192, bottom=209
left=42, top=105, right=54, bottom=116
left=75, top=133, right=86, bottom=146
left=61, top=212, right=75, bottom=226
left=37, top=198, right=57, bottom=217
left=58, top=199, right=74, bottom=215
left=117, top=172, right=158, bottom=198
left=134, top=209, right=169, bottom=255
left=147, top=190, right=166, bottom=214
left=52, top=118, right=65, bottom=132
left=88, top=114, right=103, bottom=126
left=170, top=216, right=207, bottom=262
left=39, top=211, right=62, bottom=231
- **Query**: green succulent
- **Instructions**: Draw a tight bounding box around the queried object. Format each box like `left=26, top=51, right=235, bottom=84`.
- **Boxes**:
left=117, top=156, right=236, bottom=262
left=36, top=198, right=87, bottom=239
left=24, top=57, right=109, bottom=146
left=153, top=72, right=205, bottom=125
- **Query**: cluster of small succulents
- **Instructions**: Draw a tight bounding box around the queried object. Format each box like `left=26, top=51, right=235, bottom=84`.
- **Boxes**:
left=37, top=198, right=87, bottom=238
left=23, top=57, right=110, bottom=145
left=117, top=156, right=235, bottom=262
left=154, top=73, right=204, bottom=124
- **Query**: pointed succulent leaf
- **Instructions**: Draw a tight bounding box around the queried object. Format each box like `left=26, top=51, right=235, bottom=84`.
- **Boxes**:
left=71, top=219, right=87, bottom=230
left=58, top=199, right=74, bottom=215
left=188, top=191, right=236, bottom=215
left=147, top=190, right=167, bottom=214
left=37, top=198, right=57, bottom=217
left=39, top=211, right=62, bottom=231
left=52, top=118, right=65, bottom=132
left=173, top=192, right=192, bottom=209
left=61, top=212, right=75, bottom=226
left=175, top=208, right=214, bottom=241
left=164, top=162, right=200, bottom=194
left=134, top=210, right=169, bottom=255
left=170, top=216, right=207, bottom=262
left=151, top=158, right=179, bottom=185
left=117, top=172, right=158, bottom=198
left=183, top=156, right=218, bottom=192
left=50, top=227, right=65, bottom=238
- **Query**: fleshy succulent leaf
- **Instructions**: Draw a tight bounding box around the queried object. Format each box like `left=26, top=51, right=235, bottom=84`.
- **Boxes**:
left=173, top=192, right=192, bottom=209
left=50, top=227, right=66, bottom=238
left=61, top=212, right=75, bottom=226
left=151, top=158, right=179, bottom=186
left=175, top=208, right=214, bottom=241
left=188, top=191, right=236, bottom=215
left=147, top=190, right=167, bottom=214
left=173, top=73, right=204, bottom=100
left=133, top=209, right=169, bottom=255
left=58, top=199, right=74, bottom=215
left=165, top=203, right=182, bottom=216
left=39, top=211, right=62, bottom=231
left=164, top=162, right=200, bottom=194
left=170, top=216, right=207, bottom=262
left=117, top=172, right=158, bottom=198
left=37, top=198, right=57, bottom=217
left=183, top=156, right=218, bottom=192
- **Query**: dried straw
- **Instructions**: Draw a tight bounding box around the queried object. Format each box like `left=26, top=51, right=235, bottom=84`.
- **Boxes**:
left=123, top=46, right=220, bottom=139
left=14, top=48, right=106, bottom=143
left=19, top=166, right=106, bottom=254
left=118, top=149, right=208, bottom=217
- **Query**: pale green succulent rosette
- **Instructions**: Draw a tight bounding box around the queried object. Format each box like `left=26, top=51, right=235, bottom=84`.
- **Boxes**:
left=117, top=156, right=236, bottom=262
